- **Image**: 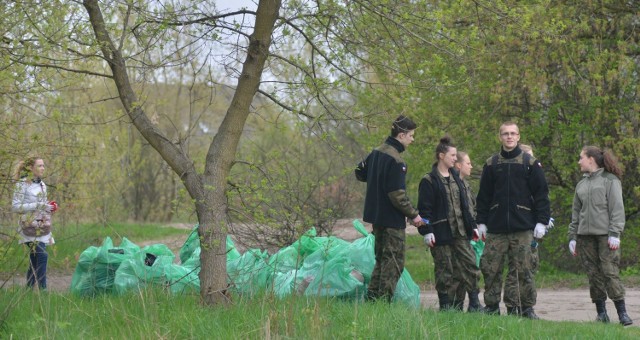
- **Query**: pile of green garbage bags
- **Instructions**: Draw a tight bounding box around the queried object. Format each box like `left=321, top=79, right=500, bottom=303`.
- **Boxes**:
left=70, top=220, right=421, bottom=307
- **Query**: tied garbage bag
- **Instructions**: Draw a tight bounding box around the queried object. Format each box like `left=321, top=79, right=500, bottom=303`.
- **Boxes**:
left=331, top=220, right=375, bottom=285
left=227, top=248, right=270, bottom=295
left=179, top=225, right=240, bottom=267
left=70, top=237, right=140, bottom=296
left=393, top=269, right=421, bottom=309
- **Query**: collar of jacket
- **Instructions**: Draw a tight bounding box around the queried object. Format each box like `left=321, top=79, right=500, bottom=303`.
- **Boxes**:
left=500, top=145, right=523, bottom=159
left=584, top=168, right=605, bottom=178
left=385, top=136, right=405, bottom=153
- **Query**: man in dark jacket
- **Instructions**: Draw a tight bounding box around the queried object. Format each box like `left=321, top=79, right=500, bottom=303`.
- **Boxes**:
left=355, top=115, right=424, bottom=303
left=475, top=121, right=550, bottom=318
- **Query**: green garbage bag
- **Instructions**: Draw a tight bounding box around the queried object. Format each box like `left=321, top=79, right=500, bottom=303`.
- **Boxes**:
left=470, top=240, right=485, bottom=267
left=302, top=254, right=365, bottom=299
left=70, top=237, right=140, bottom=296
left=393, top=269, right=421, bottom=309
left=228, top=248, right=270, bottom=295
left=113, top=243, right=177, bottom=294
left=332, top=220, right=375, bottom=284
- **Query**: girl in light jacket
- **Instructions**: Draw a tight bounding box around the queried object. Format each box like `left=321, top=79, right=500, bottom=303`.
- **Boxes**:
left=568, top=146, right=632, bottom=325
left=12, top=157, right=56, bottom=289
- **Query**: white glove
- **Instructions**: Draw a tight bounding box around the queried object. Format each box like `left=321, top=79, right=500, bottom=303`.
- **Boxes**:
left=569, top=240, right=576, bottom=256
left=533, top=223, right=546, bottom=239
left=424, top=233, right=436, bottom=248
left=547, top=217, right=555, bottom=229
left=472, top=229, right=480, bottom=241
left=608, top=236, right=620, bottom=250
left=477, top=224, right=487, bottom=241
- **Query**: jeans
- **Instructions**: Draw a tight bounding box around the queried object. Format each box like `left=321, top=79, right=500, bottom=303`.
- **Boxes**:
left=26, top=241, right=48, bottom=289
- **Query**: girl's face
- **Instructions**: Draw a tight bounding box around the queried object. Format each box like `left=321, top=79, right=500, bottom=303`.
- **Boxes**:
left=578, top=151, right=596, bottom=173
left=440, top=147, right=458, bottom=169
left=30, top=159, right=45, bottom=179
left=456, top=154, right=473, bottom=178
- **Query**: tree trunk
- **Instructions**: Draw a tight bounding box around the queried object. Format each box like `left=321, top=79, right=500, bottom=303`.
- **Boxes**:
left=82, top=0, right=281, bottom=305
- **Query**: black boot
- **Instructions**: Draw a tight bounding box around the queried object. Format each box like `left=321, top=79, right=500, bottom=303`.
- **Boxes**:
left=521, top=306, right=539, bottom=320
left=438, top=292, right=451, bottom=311
left=467, top=290, right=484, bottom=312
left=613, top=300, right=633, bottom=326
left=484, top=304, right=500, bottom=315
left=594, top=300, right=610, bottom=323
left=506, top=306, right=520, bottom=316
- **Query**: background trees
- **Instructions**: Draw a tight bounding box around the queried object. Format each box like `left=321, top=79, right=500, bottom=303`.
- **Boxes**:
left=1, top=0, right=638, bottom=305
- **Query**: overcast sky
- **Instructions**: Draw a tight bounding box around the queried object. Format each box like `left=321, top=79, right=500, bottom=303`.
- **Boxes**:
left=215, top=0, right=257, bottom=11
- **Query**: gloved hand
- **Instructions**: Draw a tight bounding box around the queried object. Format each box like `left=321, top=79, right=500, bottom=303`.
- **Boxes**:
left=424, top=233, right=435, bottom=248
left=472, top=229, right=480, bottom=241
left=547, top=217, right=555, bottom=230
left=608, top=236, right=620, bottom=250
left=569, top=240, right=577, bottom=256
left=477, top=224, right=487, bottom=241
left=533, top=223, right=546, bottom=239
left=49, top=201, right=58, bottom=213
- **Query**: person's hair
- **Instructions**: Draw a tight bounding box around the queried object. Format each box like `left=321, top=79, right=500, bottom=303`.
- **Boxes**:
left=583, top=146, right=623, bottom=179
left=520, top=143, right=533, bottom=156
left=13, top=156, right=42, bottom=181
left=499, top=121, right=519, bottom=134
left=435, top=136, right=455, bottom=162
left=391, top=115, right=417, bottom=137
left=455, top=151, right=468, bottom=164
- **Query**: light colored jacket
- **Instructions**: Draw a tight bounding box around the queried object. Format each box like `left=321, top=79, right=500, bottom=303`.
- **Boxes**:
left=12, top=179, right=54, bottom=244
left=568, top=168, right=624, bottom=240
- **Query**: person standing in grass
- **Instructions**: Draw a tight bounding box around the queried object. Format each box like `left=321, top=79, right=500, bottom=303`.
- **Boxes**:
left=451, top=150, right=484, bottom=312
left=12, top=156, right=57, bottom=290
left=475, top=122, right=550, bottom=319
left=355, top=115, right=425, bottom=303
left=417, top=137, right=481, bottom=311
left=568, top=146, right=633, bottom=326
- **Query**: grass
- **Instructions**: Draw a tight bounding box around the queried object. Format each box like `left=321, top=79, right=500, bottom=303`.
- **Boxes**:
left=2, top=288, right=639, bottom=339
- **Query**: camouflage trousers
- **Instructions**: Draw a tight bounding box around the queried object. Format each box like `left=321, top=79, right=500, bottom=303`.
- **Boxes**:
left=503, top=232, right=539, bottom=308
left=367, top=226, right=405, bottom=302
left=577, top=235, right=625, bottom=302
left=431, top=237, right=480, bottom=299
left=480, top=230, right=536, bottom=308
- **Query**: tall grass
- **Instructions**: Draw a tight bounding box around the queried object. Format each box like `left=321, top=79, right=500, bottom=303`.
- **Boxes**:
left=2, top=288, right=638, bottom=339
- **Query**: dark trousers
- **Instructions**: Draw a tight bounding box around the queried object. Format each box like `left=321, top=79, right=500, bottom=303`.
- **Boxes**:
left=26, top=241, right=48, bottom=289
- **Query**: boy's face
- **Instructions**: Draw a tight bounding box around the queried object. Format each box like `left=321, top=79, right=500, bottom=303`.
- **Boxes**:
left=499, top=124, right=520, bottom=151
left=396, top=130, right=415, bottom=148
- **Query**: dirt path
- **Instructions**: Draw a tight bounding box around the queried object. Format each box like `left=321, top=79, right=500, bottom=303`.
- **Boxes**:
left=3, top=220, right=638, bottom=326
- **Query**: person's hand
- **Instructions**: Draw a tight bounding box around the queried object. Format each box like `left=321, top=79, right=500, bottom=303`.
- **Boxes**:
left=412, top=215, right=424, bottom=227
left=477, top=224, right=487, bottom=241
left=424, top=233, right=435, bottom=248
left=472, top=229, right=480, bottom=241
left=569, top=240, right=577, bottom=256
left=547, top=217, right=555, bottom=230
left=608, top=236, right=620, bottom=250
left=534, top=223, right=547, bottom=239
left=43, top=203, right=54, bottom=213
left=49, top=201, right=58, bottom=213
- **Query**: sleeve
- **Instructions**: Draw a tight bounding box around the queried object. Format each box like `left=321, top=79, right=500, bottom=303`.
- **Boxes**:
left=416, top=177, right=434, bottom=235
left=386, top=161, right=418, bottom=219
left=607, top=178, right=625, bottom=238
left=12, top=182, right=39, bottom=213
left=529, top=160, right=551, bottom=225
left=475, top=163, right=493, bottom=225
left=568, top=188, right=581, bottom=241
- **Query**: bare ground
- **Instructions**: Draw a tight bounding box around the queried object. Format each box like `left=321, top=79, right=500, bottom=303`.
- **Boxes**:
left=3, top=220, right=638, bottom=326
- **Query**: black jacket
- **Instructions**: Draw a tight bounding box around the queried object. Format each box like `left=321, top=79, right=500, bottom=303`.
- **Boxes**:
left=355, top=137, right=419, bottom=228
left=476, top=145, right=550, bottom=233
left=417, top=166, right=476, bottom=245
